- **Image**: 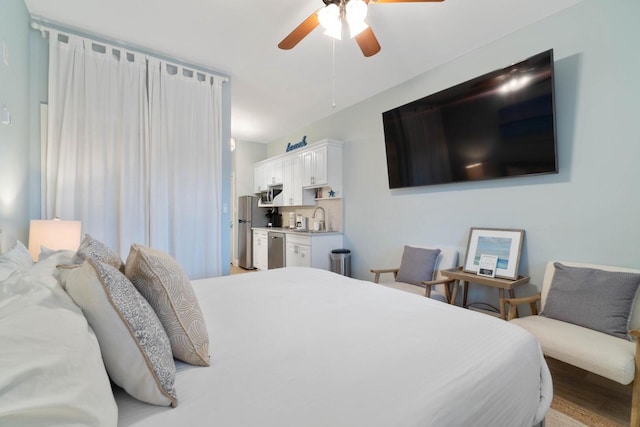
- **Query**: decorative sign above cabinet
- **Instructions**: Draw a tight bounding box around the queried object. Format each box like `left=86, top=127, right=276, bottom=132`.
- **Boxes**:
left=286, top=135, right=308, bottom=153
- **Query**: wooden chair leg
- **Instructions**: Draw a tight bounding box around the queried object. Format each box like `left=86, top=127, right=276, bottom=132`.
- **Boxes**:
left=424, top=286, right=432, bottom=298
left=632, top=340, right=640, bottom=426
left=498, top=289, right=506, bottom=320
left=443, top=283, right=452, bottom=303
left=633, top=384, right=640, bottom=427
left=449, top=282, right=458, bottom=305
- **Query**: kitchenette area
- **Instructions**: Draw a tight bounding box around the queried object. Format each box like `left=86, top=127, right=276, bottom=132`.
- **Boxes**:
left=237, top=138, right=347, bottom=273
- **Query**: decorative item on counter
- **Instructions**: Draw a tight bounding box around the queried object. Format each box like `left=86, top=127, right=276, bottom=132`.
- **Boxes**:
left=315, top=188, right=323, bottom=199
left=328, top=190, right=335, bottom=198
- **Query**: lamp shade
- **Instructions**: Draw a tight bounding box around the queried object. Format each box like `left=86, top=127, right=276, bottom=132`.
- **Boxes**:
left=28, top=219, right=82, bottom=261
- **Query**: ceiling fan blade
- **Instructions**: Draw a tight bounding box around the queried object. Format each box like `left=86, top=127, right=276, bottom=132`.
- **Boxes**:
left=278, top=11, right=321, bottom=50
left=373, top=0, right=444, bottom=3
left=355, top=27, right=381, bottom=57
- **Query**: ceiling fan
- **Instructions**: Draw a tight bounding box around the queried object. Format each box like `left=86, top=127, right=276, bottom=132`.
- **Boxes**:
left=278, top=0, right=444, bottom=58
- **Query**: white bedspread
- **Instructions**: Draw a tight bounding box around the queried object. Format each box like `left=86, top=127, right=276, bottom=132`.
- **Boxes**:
left=116, top=267, right=552, bottom=427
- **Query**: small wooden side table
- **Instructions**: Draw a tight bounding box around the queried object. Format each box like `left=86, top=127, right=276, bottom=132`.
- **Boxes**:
left=440, top=267, right=530, bottom=320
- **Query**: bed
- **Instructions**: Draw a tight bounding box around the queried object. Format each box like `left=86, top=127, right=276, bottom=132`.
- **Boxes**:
left=0, top=234, right=552, bottom=427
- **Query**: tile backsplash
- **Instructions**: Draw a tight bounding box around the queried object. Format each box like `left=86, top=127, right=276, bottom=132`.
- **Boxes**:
left=279, top=198, right=343, bottom=232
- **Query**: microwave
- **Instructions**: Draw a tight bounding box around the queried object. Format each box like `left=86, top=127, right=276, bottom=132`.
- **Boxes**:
left=258, top=187, right=283, bottom=207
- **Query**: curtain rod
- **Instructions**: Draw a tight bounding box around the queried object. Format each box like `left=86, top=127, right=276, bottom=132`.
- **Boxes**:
left=30, top=16, right=230, bottom=83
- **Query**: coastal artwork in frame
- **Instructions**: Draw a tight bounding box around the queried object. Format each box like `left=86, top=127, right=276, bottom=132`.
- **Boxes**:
left=463, top=228, right=525, bottom=280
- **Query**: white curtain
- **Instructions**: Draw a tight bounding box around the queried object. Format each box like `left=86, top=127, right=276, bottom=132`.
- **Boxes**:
left=45, top=31, right=223, bottom=279
left=147, top=59, right=222, bottom=279
left=45, top=32, right=148, bottom=256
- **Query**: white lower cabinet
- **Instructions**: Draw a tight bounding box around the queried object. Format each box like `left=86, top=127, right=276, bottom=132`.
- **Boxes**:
left=286, top=239, right=311, bottom=268
left=252, top=229, right=268, bottom=271
left=285, top=233, right=343, bottom=271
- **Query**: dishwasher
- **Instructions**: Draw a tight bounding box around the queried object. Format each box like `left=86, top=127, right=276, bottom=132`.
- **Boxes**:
left=267, top=232, right=286, bottom=269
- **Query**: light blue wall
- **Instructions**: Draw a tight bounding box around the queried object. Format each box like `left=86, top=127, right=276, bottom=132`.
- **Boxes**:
left=269, top=0, right=640, bottom=301
left=0, top=0, right=32, bottom=242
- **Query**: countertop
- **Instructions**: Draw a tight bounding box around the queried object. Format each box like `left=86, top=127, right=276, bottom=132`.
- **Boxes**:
left=252, top=227, right=342, bottom=236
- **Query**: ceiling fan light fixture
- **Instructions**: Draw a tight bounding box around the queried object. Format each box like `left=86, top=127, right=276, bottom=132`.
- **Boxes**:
left=348, top=19, right=369, bottom=38
left=346, top=0, right=369, bottom=38
left=318, top=4, right=341, bottom=34
left=323, top=25, right=343, bottom=40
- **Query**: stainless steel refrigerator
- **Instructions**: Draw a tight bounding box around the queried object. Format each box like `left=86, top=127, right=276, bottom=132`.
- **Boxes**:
left=237, top=195, right=268, bottom=269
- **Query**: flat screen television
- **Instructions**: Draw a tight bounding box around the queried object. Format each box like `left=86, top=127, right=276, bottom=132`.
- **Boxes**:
left=382, top=49, right=558, bottom=189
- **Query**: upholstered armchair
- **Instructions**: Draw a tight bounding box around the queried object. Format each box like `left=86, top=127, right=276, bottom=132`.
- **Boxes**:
left=502, top=261, right=640, bottom=427
left=370, top=246, right=459, bottom=303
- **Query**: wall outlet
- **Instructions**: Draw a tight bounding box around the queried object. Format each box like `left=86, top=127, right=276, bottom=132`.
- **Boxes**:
left=1, top=107, right=11, bottom=125
left=2, top=41, right=8, bottom=66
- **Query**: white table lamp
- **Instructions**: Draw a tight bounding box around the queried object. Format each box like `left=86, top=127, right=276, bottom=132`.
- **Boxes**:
left=28, top=219, right=82, bottom=261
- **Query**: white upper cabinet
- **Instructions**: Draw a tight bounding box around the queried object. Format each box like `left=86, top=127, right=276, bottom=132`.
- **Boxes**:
left=302, top=144, right=328, bottom=187
left=301, top=140, right=342, bottom=197
left=282, top=154, right=314, bottom=206
left=265, top=158, right=283, bottom=186
left=254, top=158, right=283, bottom=193
left=253, top=163, right=267, bottom=193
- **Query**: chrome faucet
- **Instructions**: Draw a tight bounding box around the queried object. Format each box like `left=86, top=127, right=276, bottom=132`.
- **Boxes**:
left=312, top=207, right=326, bottom=231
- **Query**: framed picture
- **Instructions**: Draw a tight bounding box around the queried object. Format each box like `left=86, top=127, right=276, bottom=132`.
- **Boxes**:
left=463, top=228, right=525, bottom=280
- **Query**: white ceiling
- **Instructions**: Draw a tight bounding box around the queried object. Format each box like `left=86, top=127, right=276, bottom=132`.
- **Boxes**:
left=23, top=0, right=583, bottom=143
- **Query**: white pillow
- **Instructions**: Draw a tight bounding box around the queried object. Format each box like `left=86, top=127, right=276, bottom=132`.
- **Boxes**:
left=66, top=259, right=178, bottom=407
left=0, top=241, right=33, bottom=281
left=0, top=260, right=117, bottom=426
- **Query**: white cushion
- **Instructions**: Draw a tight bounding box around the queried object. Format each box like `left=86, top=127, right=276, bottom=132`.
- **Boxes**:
left=0, top=254, right=117, bottom=426
left=511, top=315, right=635, bottom=384
left=382, top=281, right=448, bottom=302
left=434, top=247, right=459, bottom=277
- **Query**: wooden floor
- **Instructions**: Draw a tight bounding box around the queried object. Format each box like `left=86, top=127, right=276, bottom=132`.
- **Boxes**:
left=229, top=265, right=631, bottom=425
left=547, top=357, right=631, bottom=426
left=230, top=264, right=257, bottom=274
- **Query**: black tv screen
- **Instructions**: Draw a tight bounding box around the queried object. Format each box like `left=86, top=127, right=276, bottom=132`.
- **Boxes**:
left=382, top=49, right=558, bottom=189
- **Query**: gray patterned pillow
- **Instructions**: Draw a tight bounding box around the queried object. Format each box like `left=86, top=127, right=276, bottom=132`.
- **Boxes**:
left=541, top=263, right=640, bottom=340
left=76, top=234, right=124, bottom=272
left=65, top=258, right=177, bottom=407
left=126, top=244, right=210, bottom=366
left=396, top=246, right=441, bottom=286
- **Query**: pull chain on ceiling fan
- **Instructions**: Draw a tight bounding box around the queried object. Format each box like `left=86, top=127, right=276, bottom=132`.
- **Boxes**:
left=278, top=0, right=444, bottom=57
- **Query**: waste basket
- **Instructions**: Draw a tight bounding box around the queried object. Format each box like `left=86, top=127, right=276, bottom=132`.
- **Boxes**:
left=330, top=249, right=351, bottom=277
